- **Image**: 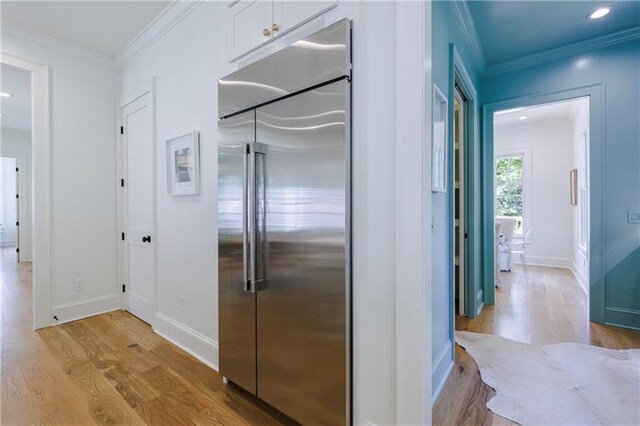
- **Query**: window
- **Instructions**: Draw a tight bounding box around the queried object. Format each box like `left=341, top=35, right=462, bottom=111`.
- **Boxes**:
left=495, top=154, right=525, bottom=235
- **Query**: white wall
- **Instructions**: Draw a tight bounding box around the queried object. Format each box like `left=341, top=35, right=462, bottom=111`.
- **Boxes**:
left=495, top=120, right=576, bottom=268
left=1, top=31, right=120, bottom=321
left=1, top=157, right=17, bottom=246
left=1, top=128, right=32, bottom=258
left=120, top=1, right=432, bottom=424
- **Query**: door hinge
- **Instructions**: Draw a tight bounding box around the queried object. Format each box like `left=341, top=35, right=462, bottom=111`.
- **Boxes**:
left=16, top=248, right=19, bottom=253
left=464, top=232, right=469, bottom=239
left=122, top=284, right=126, bottom=293
left=121, top=178, right=125, bottom=187
left=120, top=126, right=124, bottom=135
left=16, top=221, right=19, bottom=226
left=121, top=232, right=125, bottom=241
left=15, top=194, right=19, bottom=199
left=16, top=167, right=19, bottom=172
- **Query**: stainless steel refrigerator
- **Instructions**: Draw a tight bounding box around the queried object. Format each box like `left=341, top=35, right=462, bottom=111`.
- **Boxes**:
left=218, top=19, right=351, bottom=425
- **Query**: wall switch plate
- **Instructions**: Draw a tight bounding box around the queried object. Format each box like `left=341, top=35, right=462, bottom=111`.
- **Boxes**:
left=628, top=211, right=640, bottom=224
left=73, top=279, right=84, bottom=292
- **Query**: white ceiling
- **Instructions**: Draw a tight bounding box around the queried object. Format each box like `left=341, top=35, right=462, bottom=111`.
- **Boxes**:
left=1, top=1, right=172, bottom=58
left=494, top=97, right=589, bottom=128
left=1, top=63, right=31, bottom=132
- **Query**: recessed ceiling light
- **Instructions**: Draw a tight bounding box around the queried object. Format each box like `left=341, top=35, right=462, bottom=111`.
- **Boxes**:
left=589, top=7, right=611, bottom=20
left=519, top=116, right=528, bottom=120
left=0, top=92, right=11, bottom=98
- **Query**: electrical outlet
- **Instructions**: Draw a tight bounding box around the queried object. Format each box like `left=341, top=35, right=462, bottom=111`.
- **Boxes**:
left=73, top=279, right=84, bottom=292
left=628, top=211, right=640, bottom=224
left=179, top=296, right=185, bottom=312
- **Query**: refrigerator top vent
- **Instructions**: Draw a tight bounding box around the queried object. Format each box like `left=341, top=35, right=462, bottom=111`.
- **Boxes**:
left=218, top=18, right=351, bottom=119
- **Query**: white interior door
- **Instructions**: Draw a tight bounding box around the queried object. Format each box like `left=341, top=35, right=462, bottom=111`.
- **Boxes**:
left=122, top=92, right=155, bottom=325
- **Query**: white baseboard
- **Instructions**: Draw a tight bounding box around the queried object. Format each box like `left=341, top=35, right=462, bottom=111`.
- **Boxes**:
left=154, top=312, right=219, bottom=371
left=50, top=294, right=120, bottom=326
left=431, top=340, right=454, bottom=404
left=18, top=252, right=32, bottom=262
left=571, top=262, right=589, bottom=295
left=0, top=240, right=16, bottom=247
left=514, top=255, right=573, bottom=269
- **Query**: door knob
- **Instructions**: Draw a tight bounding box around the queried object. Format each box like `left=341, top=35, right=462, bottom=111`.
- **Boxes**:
left=272, top=23, right=280, bottom=33
left=263, top=28, right=271, bottom=37
left=142, top=235, right=151, bottom=243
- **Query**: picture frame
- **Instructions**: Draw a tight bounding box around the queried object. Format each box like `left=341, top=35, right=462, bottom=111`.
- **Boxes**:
left=166, top=131, right=200, bottom=196
left=570, top=168, right=578, bottom=205
left=432, top=84, right=448, bottom=192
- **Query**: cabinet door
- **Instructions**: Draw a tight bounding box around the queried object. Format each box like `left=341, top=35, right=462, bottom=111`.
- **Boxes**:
left=274, top=0, right=338, bottom=34
left=229, top=0, right=273, bottom=59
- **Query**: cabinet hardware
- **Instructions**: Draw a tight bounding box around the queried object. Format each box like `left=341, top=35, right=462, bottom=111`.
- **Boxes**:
left=263, top=28, right=271, bottom=37
left=272, top=23, right=280, bottom=33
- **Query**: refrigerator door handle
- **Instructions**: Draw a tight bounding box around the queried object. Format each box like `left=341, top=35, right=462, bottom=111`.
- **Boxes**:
left=248, top=142, right=256, bottom=293
left=243, top=142, right=251, bottom=292
left=251, top=142, right=268, bottom=293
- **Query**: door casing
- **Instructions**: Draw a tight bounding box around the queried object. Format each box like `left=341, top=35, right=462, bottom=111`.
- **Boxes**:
left=481, top=84, right=604, bottom=323
left=448, top=44, right=479, bottom=335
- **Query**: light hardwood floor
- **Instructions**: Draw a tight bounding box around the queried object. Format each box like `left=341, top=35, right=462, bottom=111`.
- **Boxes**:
left=433, top=264, right=640, bottom=425
left=0, top=248, right=290, bottom=425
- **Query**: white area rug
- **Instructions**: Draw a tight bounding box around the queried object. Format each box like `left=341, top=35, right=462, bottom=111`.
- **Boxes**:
left=455, top=331, right=640, bottom=425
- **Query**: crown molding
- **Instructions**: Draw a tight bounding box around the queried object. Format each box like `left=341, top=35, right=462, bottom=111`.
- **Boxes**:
left=115, top=0, right=204, bottom=69
left=484, top=25, right=640, bottom=76
left=0, top=21, right=117, bottom=70
left=451, top=0, right=486, bottom=72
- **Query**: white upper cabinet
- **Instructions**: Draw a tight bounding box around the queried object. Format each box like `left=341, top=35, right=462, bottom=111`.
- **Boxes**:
left=229, top=0, right=274, bottom=60
left=274, top=0, right=338, bottom=33
left=227, top=0, right=338, bottom=61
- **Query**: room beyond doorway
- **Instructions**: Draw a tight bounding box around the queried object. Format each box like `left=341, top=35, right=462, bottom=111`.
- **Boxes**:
left=1, top=64, right=33, bottom=264
left=493, top=97, right=590, bottom=299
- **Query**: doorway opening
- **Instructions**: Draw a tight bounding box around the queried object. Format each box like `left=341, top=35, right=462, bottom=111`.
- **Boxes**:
left=493, top=97, right=591, bottom=320
left=1, top=64, right=33, bottom=264
left=0, top=157, right=17, bottom=256
left=453, top=85, right=467, bottom=316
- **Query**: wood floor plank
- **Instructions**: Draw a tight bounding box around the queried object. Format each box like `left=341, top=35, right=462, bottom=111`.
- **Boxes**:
left=1, top=247, right=287, bottom=425
left=149, top=343, right=291, bottom=425
left=61, top=321, right=162, bottom=406
left=83, top=314, right=161, bottom=374
left=101, top=310, right=165, bottom=351
left=38, top=325, right=147, bottom=425
left=135, top=394, right=198, bottom=426
left=1, top=346, right=96, bottom=425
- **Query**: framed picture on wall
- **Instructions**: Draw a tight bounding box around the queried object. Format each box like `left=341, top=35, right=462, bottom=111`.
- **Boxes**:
left=432, top=84, right=448, bottom=192
left=166, top=131, right=200, bottom=196
left=570, top=168, right=578, bottom=205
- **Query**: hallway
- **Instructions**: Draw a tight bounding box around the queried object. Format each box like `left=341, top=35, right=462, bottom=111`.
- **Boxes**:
left=0, top=247, right=288, bottom=425
left=433, top=265, right=640, bottom=425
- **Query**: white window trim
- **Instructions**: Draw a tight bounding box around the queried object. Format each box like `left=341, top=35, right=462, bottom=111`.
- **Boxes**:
left=495, top=147, right=532, bottom=241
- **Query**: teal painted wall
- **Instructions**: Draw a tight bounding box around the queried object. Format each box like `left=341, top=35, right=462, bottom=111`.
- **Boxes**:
left=480, top=39, right=640, bottom=329
left=431, top=0, right=482, bottom=400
